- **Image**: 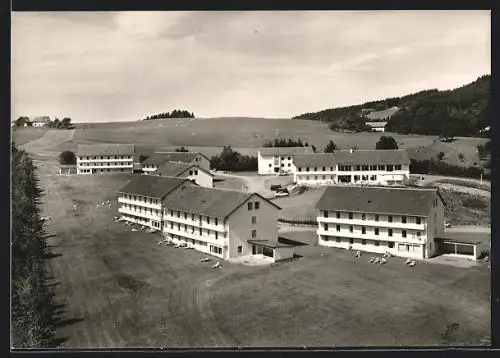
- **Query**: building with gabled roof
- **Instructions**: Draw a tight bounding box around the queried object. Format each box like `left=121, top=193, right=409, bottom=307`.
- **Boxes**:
left=142, top=152, right=210, bottom=172
left=117, top=175, right=195, bottom=231
left=258, top=146, right=314, bottom=175
left=76, top=144, right=136, bottom=174
left=148, top=161, right=214, bottom=187
left=293, top=149, right=410, bottom=186
left=162, top=186, right=290, bottom=261
left=30, top=116, right=52, bottom=127
left=315, top=185, right=445, bottom=260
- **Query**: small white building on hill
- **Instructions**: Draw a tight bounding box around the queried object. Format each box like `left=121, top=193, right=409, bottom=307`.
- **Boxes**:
left=293, top=149, right=410, bottom=186
left=316, top=185, right=445, bottom=260
left=258, top=146, right=314, bottom=175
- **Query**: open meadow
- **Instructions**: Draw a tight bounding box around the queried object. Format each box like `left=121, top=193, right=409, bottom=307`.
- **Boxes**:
left=13, top=117, right=488, bottom=167
left=11, top=127, right=48, bottom=145
left=34, top=156, right=490, bottom=348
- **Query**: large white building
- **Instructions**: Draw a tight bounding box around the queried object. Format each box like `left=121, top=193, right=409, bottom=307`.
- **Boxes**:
left=366, top=121, right=387, bottom=132
left=257, top=146, right=314, bottom=175
left=117, top=175, right=195, bottom=231
left=76, top=144, right=135, bottom=174
left=142, top=152, right=210, bottom=173
left=162, top=186, right=293, bottom=261
left=149, top=161, right=214, bottom=188
left=293, top=149, right=410, bottom=186
left=315, top=185, right=445, bottom=260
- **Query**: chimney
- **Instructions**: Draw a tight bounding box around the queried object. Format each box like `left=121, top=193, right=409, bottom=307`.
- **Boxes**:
left=349, top=148, right=354, bottom=154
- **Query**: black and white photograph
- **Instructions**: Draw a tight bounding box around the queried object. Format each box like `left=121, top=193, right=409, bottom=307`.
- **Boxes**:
left=11, top=10, right=491, bottom=349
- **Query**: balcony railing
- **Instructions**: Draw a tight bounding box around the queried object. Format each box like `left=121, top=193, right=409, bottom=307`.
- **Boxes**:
left=163, top=226, right=228, bottom=246
left=118, top=207, right=162, bottom=221
left=317, top=217, right=426, bottom=231
left=316, top=229, right=426, bottom=244
left=164, top=214, right=226, bottom=232
left=118, top=197, right=162, bottom=210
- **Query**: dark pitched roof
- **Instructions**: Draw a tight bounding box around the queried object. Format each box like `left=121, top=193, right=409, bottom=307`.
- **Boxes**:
left=118, top=175, right=191, bottom=199
left=333, top=149, right=410, bottom=166
left=163, top=187, right=280, bottom=219
left=293, top=153, right=335, bottom=168
left=77, top=144, right=135, bottom=156
left=316, top=185, right=443, bottom=216
left=143, top=152, right=198, bottom=166
left=30, top=116, right=51, bottom=123
left=258, top=147, right=314, bottom=156
left=153, top=162, right=213, bottom=178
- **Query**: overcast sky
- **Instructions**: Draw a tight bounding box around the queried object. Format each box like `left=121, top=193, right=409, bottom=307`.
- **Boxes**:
left=12, top=11, right=490, bottom=122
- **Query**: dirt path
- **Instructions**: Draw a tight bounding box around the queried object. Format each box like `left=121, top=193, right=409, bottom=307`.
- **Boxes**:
left=20, top=129, right=75, bottom=157
left=213, top=171, right=277, bottom=197
left=414, top=174, right=490, bottom=188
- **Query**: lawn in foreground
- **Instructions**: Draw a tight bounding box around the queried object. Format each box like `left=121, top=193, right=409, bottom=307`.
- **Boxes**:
left=39, top=159, right=490, bottom=347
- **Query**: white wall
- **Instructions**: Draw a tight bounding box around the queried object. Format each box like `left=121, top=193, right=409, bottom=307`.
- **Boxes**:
left=194, top=155, right=210, bottom=172
left=274, top=246, right=294, bottom=261
left=258, top=153, right=277, bottom=175
left=179, top=168, right=213, bottom=188
left=425, top=193, right=445, bottom=258
left=226, top=195, right=279, bottom=259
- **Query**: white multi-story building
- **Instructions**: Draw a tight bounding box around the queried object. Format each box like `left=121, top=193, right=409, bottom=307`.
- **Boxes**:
left=257, top=146, right=314, bottom=175
left=293, top=149, right=410, bottom=186
left=76, top=144, right=135, bottom=174
left=142, top=152, right=211, bottom=173
left=366, top=121, right=387, bottom=132
left=315, top=185, right=445, bottom=260
left=117, top=175, right=195, bottom=231
left=148, top=161, right=214, bottom=188
left=162, top=186, right=293, bottom=261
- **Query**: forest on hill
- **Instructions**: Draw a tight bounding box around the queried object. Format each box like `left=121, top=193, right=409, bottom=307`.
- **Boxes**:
left=141, top=110, right=195, bottom=121
left=294, top=75, right=491, bottom=137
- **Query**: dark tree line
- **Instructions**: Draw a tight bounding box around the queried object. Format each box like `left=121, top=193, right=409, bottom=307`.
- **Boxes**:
left=11, top=144, right=57, bottom=347
left=47, top=117, right=73, bottom=129
left=174, top=146, right=189, bottom=152
left=409, top=158, right=488, bottom=180
left=294, top=75, right=490, bottom=137
left=142, top=110, right=195, bottom=120
left=210, top=146, right=258, bottom=172
left=263, top=138, right=316, bottom=152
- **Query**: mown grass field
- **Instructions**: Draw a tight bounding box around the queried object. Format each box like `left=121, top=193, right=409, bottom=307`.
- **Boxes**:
left=36, top=157, right=490, bottom=348
left=15, top=118, right=488, bottom=169
left=11, top=127, right=48, bottom=145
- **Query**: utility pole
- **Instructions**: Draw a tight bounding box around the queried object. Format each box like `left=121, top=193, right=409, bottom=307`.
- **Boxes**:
left=480, top=174, right=483, bottom=185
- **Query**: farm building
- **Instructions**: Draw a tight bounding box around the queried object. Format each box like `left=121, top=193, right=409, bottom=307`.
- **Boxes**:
left=162, top=186, right=292, bottom=262
left=58, top=164, right=77, bottom=175
left=30, top=116, right=52, bottom=127
left=293, top=149, right=410, bottom=186
left=366, top=121, right=387, bottom=132
left=142, top=152, right=210, bottom=173
left=258, top=146, right=314, bottom=175
left=117, top=176, right=196, bottom=231
left=148, top=161, right=214, bottom=188
left=315, top=185, right=446, bottom=260
left=76, top=144, right=135, bottom=174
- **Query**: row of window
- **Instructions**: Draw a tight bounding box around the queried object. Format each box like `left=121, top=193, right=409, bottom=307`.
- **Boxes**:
left=299, top=164, right=403, bottom=172
left=188, top=170, right=199, bottom=175
left=80, top=168, right=129, bottom=173
left=322, top=224, right=421, bottom=238
left=79, top=155, right=133, bottom=160
left=322, top=211, right=422, bottom=224
left=269, top=163, right=292, bottom=168
left=248, top=201, right=260, bottom=211
left=121, top=195, right=160, bottom=206
left=121, top=204, right=161, bottom=217
left=79, top=162, right=132, bottom=167
left=167, top=222, right=226, bottom=239
left=320, top=236, right=421, bottom=252
left=168, top=210, right=222, bottom=226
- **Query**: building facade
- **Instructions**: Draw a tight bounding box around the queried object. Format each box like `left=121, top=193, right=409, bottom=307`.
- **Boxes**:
left=162, top=186, right=283, bottom=260
left=366, top=121, right=387, bottom=132
left=77, top=144, right=135, bottom=174
left=117, top=176, right=195, bottom=231
left=150, top=161, right=214, bottom=188
left=30, top=116, right=51, bottom=127
left=315, top=186, right=445, bottom=260
left=257, top=146, right=314, bottom=175
left=142, top=152, right=210, bottom=173
left=293, top=149, right=410, bottom=186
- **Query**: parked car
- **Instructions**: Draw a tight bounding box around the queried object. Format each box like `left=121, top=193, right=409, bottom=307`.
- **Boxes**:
left=275, top=191, right=289, bottom=198
left=270, top=184, right=282, bottom=191
left=445, top=222, right=452, bottom=228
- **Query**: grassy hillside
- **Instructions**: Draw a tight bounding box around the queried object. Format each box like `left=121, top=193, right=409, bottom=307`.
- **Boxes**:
left=294, top=75, right=491, bottom=137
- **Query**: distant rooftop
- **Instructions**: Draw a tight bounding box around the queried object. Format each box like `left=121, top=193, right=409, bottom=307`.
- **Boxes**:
left=316, top=185, right=443, bottom=216
left=293, top=149, right=410, bottom=168
left=118, top=175, right=192, bottom=199
left=258, top=146, right=315, bottom=156
left=77, top=143, right=135, bottom=156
